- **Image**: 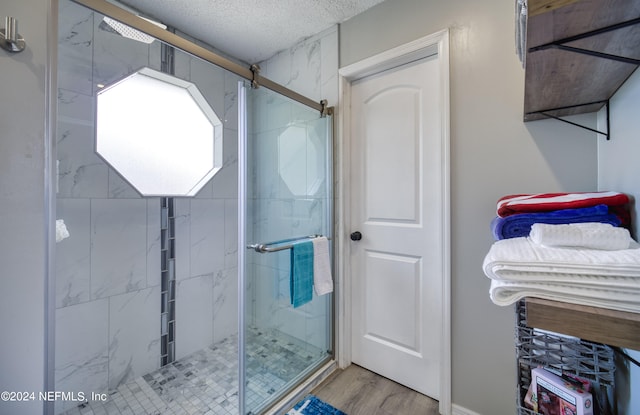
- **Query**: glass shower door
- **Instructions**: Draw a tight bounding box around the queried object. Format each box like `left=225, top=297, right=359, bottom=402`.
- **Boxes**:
left=239, top=83, right=334, bottom=414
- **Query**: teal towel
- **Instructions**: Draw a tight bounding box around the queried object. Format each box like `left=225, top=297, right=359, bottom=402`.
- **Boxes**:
left=290, top=240, right=314, bottom=308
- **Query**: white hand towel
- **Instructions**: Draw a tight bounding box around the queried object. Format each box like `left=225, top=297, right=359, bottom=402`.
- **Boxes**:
left=312, top=236, right=333, bottom=296
left=529, top=222, right=633, bottom=250
left=56, top=219, right=70, bottom=243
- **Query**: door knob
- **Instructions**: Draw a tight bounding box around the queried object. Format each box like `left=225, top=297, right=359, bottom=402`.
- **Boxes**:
left=350, top=231, right=362, bottom=241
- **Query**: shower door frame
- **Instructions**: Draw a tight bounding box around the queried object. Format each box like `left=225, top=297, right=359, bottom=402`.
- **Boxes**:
left=238, top=81, right=336, bottom=415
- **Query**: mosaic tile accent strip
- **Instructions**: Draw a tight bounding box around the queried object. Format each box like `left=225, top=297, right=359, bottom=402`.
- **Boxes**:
left=61, top=328, right=328, bottom=415
left=160, top=196, right=177, bottom=367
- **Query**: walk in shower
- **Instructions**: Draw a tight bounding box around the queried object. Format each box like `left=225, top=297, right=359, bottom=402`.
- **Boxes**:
left=53, top=1, right=334, bottom=414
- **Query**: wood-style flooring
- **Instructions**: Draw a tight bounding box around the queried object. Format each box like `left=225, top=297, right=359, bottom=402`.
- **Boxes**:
left=310, top=364, right=439, bottom=415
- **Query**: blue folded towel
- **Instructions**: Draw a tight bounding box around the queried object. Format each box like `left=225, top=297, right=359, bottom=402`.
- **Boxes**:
left=491, top=204, right=621, bottom=240
left=290, top=240, right=314, bottom=308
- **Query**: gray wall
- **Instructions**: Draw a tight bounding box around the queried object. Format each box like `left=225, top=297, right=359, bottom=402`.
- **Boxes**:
left=598, top=68, right=640, bottom=415
left=340, top=0, right=598, bottom=413
left=0, top=0, right=52, bottom=414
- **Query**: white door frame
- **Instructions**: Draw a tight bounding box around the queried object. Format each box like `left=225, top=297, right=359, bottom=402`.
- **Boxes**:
left=335, top=29, right=451, bottom=415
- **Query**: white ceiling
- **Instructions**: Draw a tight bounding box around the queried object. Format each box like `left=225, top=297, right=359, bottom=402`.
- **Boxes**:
left=119, top=0, right=386, bottom=64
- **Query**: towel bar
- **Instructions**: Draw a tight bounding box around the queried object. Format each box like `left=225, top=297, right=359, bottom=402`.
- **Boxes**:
left=247, top=235, right=329, bottom=253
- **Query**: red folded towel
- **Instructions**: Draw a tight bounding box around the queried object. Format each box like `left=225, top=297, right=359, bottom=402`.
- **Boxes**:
left=497, top=191, right=630, bottom=217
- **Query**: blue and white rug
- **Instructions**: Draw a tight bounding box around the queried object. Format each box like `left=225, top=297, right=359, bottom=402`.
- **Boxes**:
left=286, top=395, right=347, bottom=415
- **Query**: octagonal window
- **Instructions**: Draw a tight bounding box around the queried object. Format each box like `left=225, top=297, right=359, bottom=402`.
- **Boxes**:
left=278, top=124, right=323, bottom=196
left=96, top=67, right=223, bottom=197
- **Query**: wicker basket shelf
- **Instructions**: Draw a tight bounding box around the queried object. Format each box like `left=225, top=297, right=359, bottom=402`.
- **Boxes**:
left=515, top=300, right=615, bottom=414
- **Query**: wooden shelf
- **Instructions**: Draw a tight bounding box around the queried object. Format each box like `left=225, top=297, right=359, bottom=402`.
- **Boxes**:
left=525, top=298, right=640, bottom=350
left=528, top=0, right=581, bottom=17
left=523, top=0, right=640, bottom=122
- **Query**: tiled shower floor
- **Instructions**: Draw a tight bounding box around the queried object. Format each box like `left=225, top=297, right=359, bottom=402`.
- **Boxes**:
left=61, top=328, right=327, bottom=415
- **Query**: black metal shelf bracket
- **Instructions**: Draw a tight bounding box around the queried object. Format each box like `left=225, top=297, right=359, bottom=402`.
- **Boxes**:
left=527, top=100, right=610, bottom=140
left=528, top=16, right=640, bottom=66
left=524, top=17, right=640, bottom=140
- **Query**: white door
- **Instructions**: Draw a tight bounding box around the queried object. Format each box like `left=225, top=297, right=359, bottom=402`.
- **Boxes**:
left=349, top=54, right=445, bottom=399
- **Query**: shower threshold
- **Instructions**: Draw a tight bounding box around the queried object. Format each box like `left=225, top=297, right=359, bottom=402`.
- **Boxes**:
left=60, top=327, right=329, bottom=415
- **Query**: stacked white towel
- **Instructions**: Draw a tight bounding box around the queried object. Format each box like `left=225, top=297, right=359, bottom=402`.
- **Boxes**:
left=529, top=222, right=633, bottom=250
left=482, top=236, right=640, bottom=313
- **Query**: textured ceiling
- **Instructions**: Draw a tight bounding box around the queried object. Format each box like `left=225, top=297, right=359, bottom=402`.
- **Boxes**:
left=119, top=0, right=386, bottom=64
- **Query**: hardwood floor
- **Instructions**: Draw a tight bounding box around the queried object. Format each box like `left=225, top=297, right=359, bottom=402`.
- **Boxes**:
left=310, top=364, right=439, bottom=415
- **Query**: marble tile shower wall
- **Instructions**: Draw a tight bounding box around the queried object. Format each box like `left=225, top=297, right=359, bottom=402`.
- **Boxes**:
left=55, top=1, right=240, bottom=413
left=246, top=26, right=338, bottom=353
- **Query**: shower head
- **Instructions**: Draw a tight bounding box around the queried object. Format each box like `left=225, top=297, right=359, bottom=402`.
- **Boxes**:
left=98, top=0, right=167, bottom=44
left=99, top=15, right=166, bottom=44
